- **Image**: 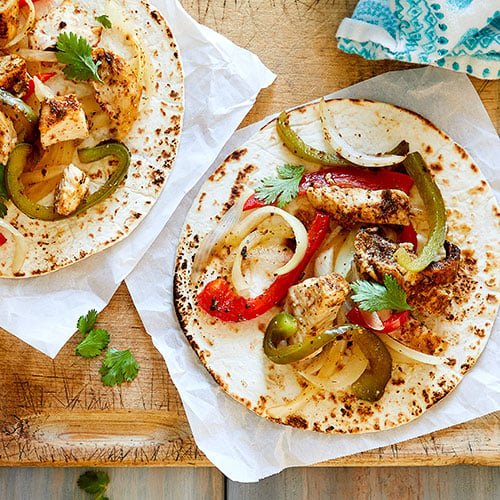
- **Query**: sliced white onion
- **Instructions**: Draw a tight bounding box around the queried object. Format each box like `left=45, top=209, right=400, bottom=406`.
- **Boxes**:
left=313, top=225, right=342, bottom=277
left=15, top=48, right=59, bottom=63
left=190, top=195, right=246, bottom=285
left=266, top=386, right=316, bottom=418
left=318, top=98, right=406, bottom=167
left=228, top=206, right=308, bottom=277
left=333, top=229, right=357, bottom=277
left=33, top=76, right=55, bottom=101
left=0, top=219, right=28, bottom=274
left=231, top=230, right=264, bottom=295
left=299, top=344, right=368, bottom=392
left=4, top=0, right=36, bottom=49
left=380, top=334, right=444, bottom=365
left=359, top=309, right=384, bottom=331
left=317, top=339, right=347, bottom=378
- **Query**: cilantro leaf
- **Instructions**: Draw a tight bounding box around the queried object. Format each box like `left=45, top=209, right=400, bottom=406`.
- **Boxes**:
left=77, top=470, right=110, bottom=497
left=95, top=15, right=112, bottom=29
left=99, top=349, right=139, bottom=386
left=255, top=164, right=304, bottom=208
left=76, top=329, right=110, bottom=358
left=77, top=309, right=98, bottom=335
left=56, top=32, right=102, bottom=82
left=351, top=275, right=412, bottom=312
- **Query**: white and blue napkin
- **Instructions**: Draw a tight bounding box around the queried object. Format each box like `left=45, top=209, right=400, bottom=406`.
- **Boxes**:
left=336, top=0, right=499, bottom=79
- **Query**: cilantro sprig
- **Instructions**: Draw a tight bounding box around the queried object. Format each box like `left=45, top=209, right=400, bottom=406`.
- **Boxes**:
left=77, top=470, right=110, bottom=500
left=0, top=164, right=8, bottom=218
left=56, top=32, right=102, bottom=82
left=255, top=164, right=304, bottom=208
left=74, top=311, right=138, bottom=387
left=77, top=309, right=98, bottom=335
left=351, top=275, right=412, bottom=312
left=76, top=329, right=110, bottom=358
left=95, top=15, right=112, bottom=29
left=99, top=349, right=139, bottom=386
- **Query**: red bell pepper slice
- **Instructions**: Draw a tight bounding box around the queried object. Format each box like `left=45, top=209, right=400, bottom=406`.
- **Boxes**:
left=23, top=72, right=57, bottom=102
left=243, top=167, right=414, bottom=211
left=346, top=307, right=410, bottom=334
left=0, top=233, right=6, bottom=247
left=398, top=223, right=418, bottom=250
left=197, top=212, right=330, bottom=322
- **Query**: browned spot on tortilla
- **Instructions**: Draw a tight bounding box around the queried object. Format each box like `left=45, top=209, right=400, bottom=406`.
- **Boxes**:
left=453, top=143, right=469, bottom=161
left=470, top=325, right=486, bottom=338
left=486, top=294, right=497, bottom=305
left=391, top=377, right=405, bottom=385
left=445, top=358, right=456, bottom=367
left=429, top=162, right=443, bottom=172
left=424, top=145, right=433, bottom=154
left=196, top=192, right=206, bottom=212
left=284, top=415, right=308, bottom=429
left=460, top=356, right=476, bottom=375
left=470, top=163, right=479, bottom=173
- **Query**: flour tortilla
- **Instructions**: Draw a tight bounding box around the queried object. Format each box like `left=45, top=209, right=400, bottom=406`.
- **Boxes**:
left=0, top=0, right=183, bottom=277
left=174, top=99, right=499, bottom=434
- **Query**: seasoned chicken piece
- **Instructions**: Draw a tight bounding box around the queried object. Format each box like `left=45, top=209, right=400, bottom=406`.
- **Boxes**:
left=0, top=55, right=28, bottom=95
left=0, top=0, right=18, bottom=47
left=389, top=316, right=446, bottom=355
left=39, top=94, right=89, bottom=149
left=29, top=0, right=102, bottom=50
left=54, top=164, right=89, bottom=216
left=92, top=48, right=142, bottom=138
left=306, top=174, right=410, bottom=226
left=285, top=273, right=350, bottom=335
left=0, top=109, right=16, bottom=164
left=353, top=229, right=461, bottom=315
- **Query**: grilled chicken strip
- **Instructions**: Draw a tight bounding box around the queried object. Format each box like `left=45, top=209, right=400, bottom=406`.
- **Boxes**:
left=353, top=228, right=460, bottom=315
left=389, top=316, right=446, bottom=355
left=0, top=0, right=18, bottom=47
left=39, top=94, right=89, bottom=149
left=0, top=109, right=16, bottom=164
left=29, top=0, right=102, bottom=50
left=92, top=48, right=142, bottom=138
left=54, top=164, right=89, bottom=216
left=306, top=174, right=410, bottom=226
left=0, top=55, right=28, bottom=95
left=285, top=273, right=350, bottom=335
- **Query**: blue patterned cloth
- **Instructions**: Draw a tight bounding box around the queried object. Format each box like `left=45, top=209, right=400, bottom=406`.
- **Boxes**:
left=336, top=1, right=499, bottom=79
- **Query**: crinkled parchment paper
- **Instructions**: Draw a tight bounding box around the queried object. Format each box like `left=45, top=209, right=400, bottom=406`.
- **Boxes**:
left=126, top=67, right=499, bottom=482
left=0, top=0, right=275, bottom=356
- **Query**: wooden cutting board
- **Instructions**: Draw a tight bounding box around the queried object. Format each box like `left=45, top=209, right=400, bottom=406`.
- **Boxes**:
left=1, top=0, right=498, bottom=467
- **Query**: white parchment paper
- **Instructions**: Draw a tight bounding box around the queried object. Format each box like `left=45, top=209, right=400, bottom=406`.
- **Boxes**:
left=126, top=67, right=500, bottom=482
left=0, top=0, right=275, bottom=357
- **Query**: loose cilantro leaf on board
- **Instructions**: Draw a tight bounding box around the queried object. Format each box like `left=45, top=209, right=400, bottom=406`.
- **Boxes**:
left=77, top=470, right=110, bottom=499
left=351, top=275, right=412, bottom=312
left=99, top=349, right=139, bottom=386
left=95, top=15, right=112, bottom=29
left=76, top=329, right=110, bottom=358
left=77, top=309, right=98, bottom=335
left=255, top=164, right=305, bottom=208
left=56, top=32, right=102, bottom=82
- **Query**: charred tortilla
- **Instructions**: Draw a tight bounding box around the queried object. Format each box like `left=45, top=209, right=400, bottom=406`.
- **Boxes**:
left=0, top=0, right=183, bottom=277
left=174, top=99, right=499, bottom=434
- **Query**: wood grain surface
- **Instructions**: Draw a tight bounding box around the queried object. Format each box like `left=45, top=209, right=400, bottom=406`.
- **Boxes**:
left=0, top=0, right=498, bottom=468
left=0, top=465, right=498, bottom=499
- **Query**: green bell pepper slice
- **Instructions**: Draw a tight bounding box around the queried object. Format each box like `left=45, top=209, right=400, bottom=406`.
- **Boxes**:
left=5, top=141, right=130, bottom=221
left=395, top=152, right=447, bottom=272
left=263, top=312, right=358, bottom=364
left=277, top=111, right=409, bottom=166
left=0, top=89, right=38, bottom=140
